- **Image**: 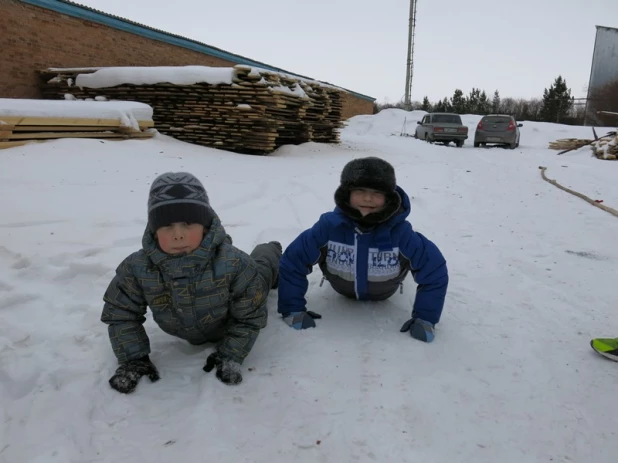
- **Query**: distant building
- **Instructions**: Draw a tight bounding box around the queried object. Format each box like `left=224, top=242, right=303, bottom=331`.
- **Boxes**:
left=585, top=25, right=618, bottom=125
left=1, top=0, right=375, bottom=119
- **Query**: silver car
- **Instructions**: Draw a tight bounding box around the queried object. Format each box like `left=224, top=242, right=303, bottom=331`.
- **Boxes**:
left=474, top=115, right=522, bottom=149
left=415, top=113, right=468, bottom=147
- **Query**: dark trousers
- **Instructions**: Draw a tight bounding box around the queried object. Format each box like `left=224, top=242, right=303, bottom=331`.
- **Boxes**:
left=249, top=242, right=281, bottom=289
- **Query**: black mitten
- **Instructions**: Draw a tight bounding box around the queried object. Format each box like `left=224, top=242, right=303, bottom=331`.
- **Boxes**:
left=203, top=352, right=243, bottom=385
left=109, top=356, right=160, bottom=394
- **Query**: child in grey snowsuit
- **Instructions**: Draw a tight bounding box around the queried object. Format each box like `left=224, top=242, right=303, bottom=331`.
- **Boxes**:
left=101, top=172, right=281, bottom=393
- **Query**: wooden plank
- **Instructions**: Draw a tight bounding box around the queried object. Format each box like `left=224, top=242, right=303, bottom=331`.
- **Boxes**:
left=125, top=131, right=155, bottom=139
left=12, top=125, right=120, bottom=132
left=0, top=116, right=153, bottom=129
left=7, top=132, right=126, bottom=140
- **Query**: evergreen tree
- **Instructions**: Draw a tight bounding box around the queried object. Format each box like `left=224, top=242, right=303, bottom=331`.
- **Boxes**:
left=467, top=88, right=481, bottom=114
left=442, top=97, right=452, bottom=112
left=451, top=89, right=466, bottom=114
left=421, top=96, right=431, bottom=112
left=478, top=91, right=491, bottom=115
left=539, top=76, right=573, bottom=123
left=492, top=90, right=501, bottom=114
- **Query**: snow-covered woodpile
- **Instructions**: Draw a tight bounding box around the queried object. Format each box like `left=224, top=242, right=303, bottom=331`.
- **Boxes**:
left=39, top=65, right=344, bottom=154
left=0, top=99, right=154, bottom=150
left=591, top=133, right=618, bottom=160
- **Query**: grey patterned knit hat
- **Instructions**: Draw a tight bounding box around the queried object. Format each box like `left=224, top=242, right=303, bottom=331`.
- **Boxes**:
left=147, top=172, right=213, bottom=232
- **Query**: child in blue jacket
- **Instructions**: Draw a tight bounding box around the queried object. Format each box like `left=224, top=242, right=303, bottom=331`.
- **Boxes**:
left=277, top=157, right=448, bottom=342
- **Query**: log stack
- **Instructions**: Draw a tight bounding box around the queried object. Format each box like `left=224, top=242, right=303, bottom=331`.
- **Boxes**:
left=39, top=66, right=344, bottom=154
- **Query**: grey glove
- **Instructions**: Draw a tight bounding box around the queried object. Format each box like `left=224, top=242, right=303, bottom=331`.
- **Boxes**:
left=400, top=318, right=435, bottom=342
left=282, top=310, right=322, bottom=330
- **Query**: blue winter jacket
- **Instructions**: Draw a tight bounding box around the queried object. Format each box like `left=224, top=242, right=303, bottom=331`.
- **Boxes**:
left=278, top=186, right=448, bottom=324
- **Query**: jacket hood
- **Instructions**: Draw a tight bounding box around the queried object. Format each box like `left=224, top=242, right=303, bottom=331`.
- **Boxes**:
left=331, top=185, right=412, bottom=251
left=142, top=210, right=228, bottom=276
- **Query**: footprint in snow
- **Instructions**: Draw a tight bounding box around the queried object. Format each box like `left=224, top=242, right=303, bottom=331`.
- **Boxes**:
left=0, top=369, right=41, bottom=401
left=0, top=280, right=14, bottom=292
left=0, top=293, right=41, bottom=310
left=53, top=262, right=112, bottom=282
left=48, top=247, right=106, bottom=266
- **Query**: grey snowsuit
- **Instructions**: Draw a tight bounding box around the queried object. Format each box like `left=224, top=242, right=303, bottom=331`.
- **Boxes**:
left=101, top=213, right=279, bottom=364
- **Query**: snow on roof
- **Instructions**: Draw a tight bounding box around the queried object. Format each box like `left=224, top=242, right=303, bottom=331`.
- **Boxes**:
left=0, top=99, right=153, bottom=129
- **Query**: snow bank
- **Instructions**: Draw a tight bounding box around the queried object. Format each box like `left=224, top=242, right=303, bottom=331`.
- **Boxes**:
left=0, top=98, right=153, bottom=124
left=346, top=108, right=617, bottom=150
left=345, top=108, right=428, bottom=137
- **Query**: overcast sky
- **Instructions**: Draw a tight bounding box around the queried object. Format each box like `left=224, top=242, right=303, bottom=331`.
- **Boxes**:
left=78, top=0, right=617, bottom=103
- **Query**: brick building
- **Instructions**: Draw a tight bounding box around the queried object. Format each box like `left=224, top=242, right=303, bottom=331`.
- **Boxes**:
left=0, top=0, right=375, bottom=119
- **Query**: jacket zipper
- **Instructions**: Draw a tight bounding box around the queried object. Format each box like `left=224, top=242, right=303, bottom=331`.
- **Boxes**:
left=354, top=228, right=360, bottom=299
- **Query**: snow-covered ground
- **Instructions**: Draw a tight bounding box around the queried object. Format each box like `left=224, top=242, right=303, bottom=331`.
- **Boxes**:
left=1, top=108, right=617, bottom=462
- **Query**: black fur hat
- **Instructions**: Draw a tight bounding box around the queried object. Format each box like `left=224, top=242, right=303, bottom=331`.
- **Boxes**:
left=334, top=157, right=402, bottom=226
left=339, top=157, right=397, bottom=193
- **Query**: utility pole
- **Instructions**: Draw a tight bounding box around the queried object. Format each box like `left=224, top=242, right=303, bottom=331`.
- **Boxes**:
left=403, top=0, right=418, bottom=111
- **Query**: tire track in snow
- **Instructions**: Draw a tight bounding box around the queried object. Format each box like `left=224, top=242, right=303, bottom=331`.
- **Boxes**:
left=0, top=219, right=70, bottom=228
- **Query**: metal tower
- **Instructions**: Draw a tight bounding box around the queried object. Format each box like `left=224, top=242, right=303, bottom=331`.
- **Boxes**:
left=403, top=0, right=418, bottom=110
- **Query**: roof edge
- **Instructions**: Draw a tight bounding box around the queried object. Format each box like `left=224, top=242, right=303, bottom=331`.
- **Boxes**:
left=21, top=0, right=376, bottom=102
left=595, top=24, right=618, bottom=32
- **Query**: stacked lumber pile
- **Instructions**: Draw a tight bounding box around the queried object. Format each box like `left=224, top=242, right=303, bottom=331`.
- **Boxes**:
left=39, top=65, right=344, bottom=154
left=591, top=133, right=618, bottom=160
left=0, top=116, right=153, bottom=150
left=548, top=138, right=593, bottom=151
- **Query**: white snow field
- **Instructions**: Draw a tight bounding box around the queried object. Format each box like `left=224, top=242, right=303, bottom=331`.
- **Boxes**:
left=1, top=108, right=617, bottom=462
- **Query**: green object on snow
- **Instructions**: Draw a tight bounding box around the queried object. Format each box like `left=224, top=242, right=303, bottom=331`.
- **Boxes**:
left=590, top=337, right=618, bottom=361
